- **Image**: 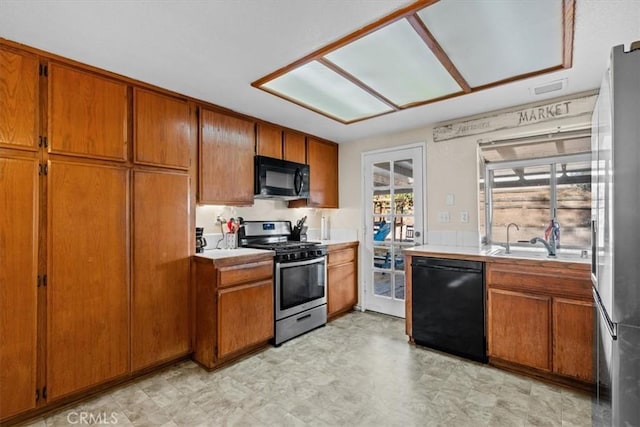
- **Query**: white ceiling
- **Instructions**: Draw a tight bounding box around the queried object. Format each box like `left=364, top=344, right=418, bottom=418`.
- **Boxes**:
left=1, top=0, right=639, bottom=143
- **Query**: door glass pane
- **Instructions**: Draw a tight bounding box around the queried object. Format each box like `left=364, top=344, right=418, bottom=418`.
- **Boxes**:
left=392, top=246, right=405, bottom=271
left=373, top=246, right=391, bottom=269
left=373, top=193, right=391, bottom=215
left=373, top=162, right=390, bottom=187
left=373, top=216, right=392, bottom=243
left=394, top=191, right=414, bottom=215
left=374, top=271, right=391, bottom=297
left=394, top=273, right=405, bottom=300
left=394, top=159, right=413, bottom=186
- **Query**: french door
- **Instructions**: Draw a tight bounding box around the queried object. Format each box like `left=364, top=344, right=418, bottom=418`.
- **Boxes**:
left=362, top=145, right=424, bottom=318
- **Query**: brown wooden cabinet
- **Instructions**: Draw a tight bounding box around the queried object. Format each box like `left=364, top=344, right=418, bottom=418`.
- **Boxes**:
left=0, top=46, right=39, bottom=150
left=486, top=260, right=593, bottom=385
left=289, top=137, right=338, bottom=208
left=488, top=288, right=551, bottom=371
left=134, top=88, right=191, bottom=169
left=131, top=170, right=191, bottom=371
left=46, top=161, right=129, bottom=401
left=0, top=154, right=39, bottom=419
left=283, top=130, right=306, bottom=163
left=553, top=298, right=594, bottom=382
left=327, top=242, right=358, bottom=319
left=256, top=122, right=282, bottom=159
left=48, top=63, right=128, bottom=161
left=193, top=254, right=274, bottom=369
left=199, top=109, right=254, bottom=205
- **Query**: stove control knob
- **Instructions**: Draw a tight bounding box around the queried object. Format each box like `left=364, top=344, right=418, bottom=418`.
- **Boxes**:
left=316, top=250, right=323, bottom=256
left=281, top=254, right=289, bottom=261
left=301, top=251, right=308, bottom=259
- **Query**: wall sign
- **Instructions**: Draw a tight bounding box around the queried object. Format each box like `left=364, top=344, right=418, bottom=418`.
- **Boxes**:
left=433, top=94, right=597, bottom=142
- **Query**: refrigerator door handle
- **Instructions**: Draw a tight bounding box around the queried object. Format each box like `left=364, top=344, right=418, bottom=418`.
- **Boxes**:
left=593, top=287, right=617, bottom=339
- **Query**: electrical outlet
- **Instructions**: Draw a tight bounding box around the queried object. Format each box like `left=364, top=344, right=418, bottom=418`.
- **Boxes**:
left=216, top=215, right=226, bottom=224
left=460, top=211, right=469, bottom=223
left=438, top=211, right=450, bottom=223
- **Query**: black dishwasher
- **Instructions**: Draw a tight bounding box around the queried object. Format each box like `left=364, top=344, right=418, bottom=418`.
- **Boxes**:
left=411, top=257, right=487, bottom=363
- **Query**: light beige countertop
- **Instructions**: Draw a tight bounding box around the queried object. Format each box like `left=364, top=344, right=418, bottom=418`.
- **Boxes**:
left=194, top=248, right=274, bottom=260
left=404, top=244, right=590, bottom=265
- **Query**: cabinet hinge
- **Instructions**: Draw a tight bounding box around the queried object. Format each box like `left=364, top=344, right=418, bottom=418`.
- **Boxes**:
left=38, top=136, right=48, bottom=148
left=39, top=64, right=48, bottom=77
left=43, top=275, right=47, bottom=287
left=35, top=388, right=40, bottom=403
left=42, top=386, right=47, bottom=400
left=39, top=163, right=48, bottom=176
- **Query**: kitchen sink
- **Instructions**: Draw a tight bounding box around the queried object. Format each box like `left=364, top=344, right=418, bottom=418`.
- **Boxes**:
left=489, top=247, right=587, bottom=262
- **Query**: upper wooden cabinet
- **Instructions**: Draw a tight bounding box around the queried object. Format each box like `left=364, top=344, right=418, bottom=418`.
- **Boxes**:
left=0, top=46, right=39, bottom=150
left=283, top=130, right=306, bottom=164
left=256, top=122, right=282, bottom=159
left=46, top=161, right=129, bottom=401
left=132, top=170, right=191, bottom=372
left=134, top=88, right=191, bottom=169
left=0, top=155, right=39, bottom=420
left=290, top=138, right=338, bottom=208
left=48, top=63, right=128, bottom=161
left=199, top=109, right=254, bottom=205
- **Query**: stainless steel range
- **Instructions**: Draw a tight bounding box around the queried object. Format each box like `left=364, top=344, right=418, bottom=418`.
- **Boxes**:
left=239, top=221, right=327, bottom=345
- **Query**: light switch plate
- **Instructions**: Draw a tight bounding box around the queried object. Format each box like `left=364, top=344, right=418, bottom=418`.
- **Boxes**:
left=460, top=211, right=469, bottom=223
left=438, top=211, right=450, bottom=223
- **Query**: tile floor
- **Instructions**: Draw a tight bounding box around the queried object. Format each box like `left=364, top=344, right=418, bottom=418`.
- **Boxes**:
left=24, top=311, right=592, bottom=426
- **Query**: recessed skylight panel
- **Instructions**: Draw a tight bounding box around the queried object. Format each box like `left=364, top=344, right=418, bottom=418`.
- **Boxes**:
left=325, top=19, right=462, bottom=106
left=261, top=60, right=393, bottom=122
left=416, top=0, right=563, bottom=87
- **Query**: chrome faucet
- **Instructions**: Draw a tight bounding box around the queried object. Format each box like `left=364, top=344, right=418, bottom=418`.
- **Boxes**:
left=506, top=223, right=519, bottom=254
left=530, top=237, right=557, bottom=257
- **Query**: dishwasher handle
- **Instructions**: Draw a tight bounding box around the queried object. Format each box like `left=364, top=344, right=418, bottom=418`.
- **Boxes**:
left=413, top=264, right=482, bottom=274
left=411, top=256, right=483, bottom=273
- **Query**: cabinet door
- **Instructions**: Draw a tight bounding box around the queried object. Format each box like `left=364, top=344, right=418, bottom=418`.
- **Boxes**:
left=488, top=288, right=551, bottom=371
left=283, top=131, right=306, bottom=164
left=47, top=161, right=129, bottom=401
left=217, top=280, right=273, bottom=359
left=328, top=262, right=357, bottom=317
left=199, top=109, right=254, bottom=205
left=134, top=89, right=191, bottom=169
left=290, top=138, right=338, bottom=208
left=132, top=170, right=190, bottom=371
left=0, top=156, right=38, bottom=419
left=256, top=123, right=282, bottom=159
left=48, top=63, right=128, bottom=160
left=553, top=298, right=594, bottom=382
left=0, top=47, right=39, bottom=150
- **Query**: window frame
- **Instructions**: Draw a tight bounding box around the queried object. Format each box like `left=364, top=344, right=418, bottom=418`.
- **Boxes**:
left=483, top=152, right=591, bottom=248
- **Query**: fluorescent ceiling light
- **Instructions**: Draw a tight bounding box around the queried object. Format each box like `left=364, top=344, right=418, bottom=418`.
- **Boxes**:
left=253, top=0, right=573, bottom=124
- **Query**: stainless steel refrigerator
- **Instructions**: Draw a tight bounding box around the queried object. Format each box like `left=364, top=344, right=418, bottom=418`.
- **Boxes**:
left=591, top=42, right=640, bottom=427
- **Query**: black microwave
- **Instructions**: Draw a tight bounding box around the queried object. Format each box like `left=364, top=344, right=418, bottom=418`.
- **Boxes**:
left=254, top=155, right=310, bottom=200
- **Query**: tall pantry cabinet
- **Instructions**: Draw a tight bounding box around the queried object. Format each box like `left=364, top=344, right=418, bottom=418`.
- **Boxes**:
left=0, top=42, right=193, bottom=422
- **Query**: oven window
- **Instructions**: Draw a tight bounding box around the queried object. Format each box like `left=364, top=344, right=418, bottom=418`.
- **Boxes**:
left=279, top=261, right=325, bottom=310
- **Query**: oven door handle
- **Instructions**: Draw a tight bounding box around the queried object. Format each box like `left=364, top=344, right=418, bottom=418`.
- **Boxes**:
left=277, top=256, right=325, bottom=269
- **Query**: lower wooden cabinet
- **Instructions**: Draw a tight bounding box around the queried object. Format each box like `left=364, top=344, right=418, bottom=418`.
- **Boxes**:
left=193, top=254, right=274, bottom=369
left=488, top=288, right=551, bottom=371
left=553, top=298, right=594, bottom=382
left=327, top=242, right=358, bottom=319
left=486, top=261, right=593, bottom=385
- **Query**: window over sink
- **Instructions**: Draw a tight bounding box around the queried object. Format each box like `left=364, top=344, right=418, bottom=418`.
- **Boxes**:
left=479, top=132, right=592, bottom=250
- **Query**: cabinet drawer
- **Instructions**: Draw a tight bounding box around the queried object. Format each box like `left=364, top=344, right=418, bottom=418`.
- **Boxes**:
left=328, top=248, right=355, bottom=266
left=218, top=260, right=272, bottom=288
